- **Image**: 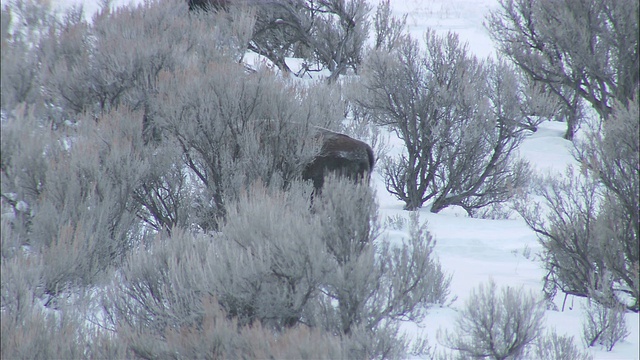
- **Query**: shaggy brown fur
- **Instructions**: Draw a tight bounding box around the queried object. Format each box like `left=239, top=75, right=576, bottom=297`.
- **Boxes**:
left=303, top=129, right=375, bottom=192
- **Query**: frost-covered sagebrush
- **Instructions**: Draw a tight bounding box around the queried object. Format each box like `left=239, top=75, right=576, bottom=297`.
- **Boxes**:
left=438, top=280, right=545, bottom=359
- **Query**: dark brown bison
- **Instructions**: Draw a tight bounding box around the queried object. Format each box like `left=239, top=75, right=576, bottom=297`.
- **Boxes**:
left=187, top=0, right=229, bottom=11
left=303, top=128, right=375, bottom=192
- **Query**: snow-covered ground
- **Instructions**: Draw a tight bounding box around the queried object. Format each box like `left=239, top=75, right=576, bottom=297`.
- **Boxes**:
left=387, top=121, right=639, bottom=359
left=372, top=1, right=639, bottom=358
left=38, top=0, right=640, bottom=358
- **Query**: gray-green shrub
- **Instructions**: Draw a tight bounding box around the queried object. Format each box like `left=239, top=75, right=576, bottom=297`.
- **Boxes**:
left=439, top=280, right=545, bottom=359
left=103, top=177, right=450, bottom=358
left=582, top=299, right=629, bottom=351
left=532, top=330, right=592, bottom=360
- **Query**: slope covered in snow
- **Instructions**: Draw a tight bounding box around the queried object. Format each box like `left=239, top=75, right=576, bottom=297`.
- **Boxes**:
left=37, top=0, right=639, bottom=358
left=372, top=1, right=639, bottom=358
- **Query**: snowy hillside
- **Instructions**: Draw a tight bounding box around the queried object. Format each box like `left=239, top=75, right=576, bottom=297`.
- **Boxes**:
left=391, top=121, right=638, bottom=359
left=21, top=0, right=638, bottom=358
left=372, top=1, right=639, bottom=359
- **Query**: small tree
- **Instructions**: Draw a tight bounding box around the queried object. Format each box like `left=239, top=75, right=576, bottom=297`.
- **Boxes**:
left=576, top=95, right=639, bottom=264
left=439, top=280, right=545, bottom=360
left=515, top=94, right=639, bottom=311
left=308, top=0, right=371, bottom=83
left=358, top=31, right=530, bottom=214
left=486, top=0, right=639, bottom=137
left=245, top=0, right=307, bottom=74
left=237, top=0, right=370, bottom=82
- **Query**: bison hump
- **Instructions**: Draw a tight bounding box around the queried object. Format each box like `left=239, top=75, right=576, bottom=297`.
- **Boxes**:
left=321, top=133, right=374, bottom=168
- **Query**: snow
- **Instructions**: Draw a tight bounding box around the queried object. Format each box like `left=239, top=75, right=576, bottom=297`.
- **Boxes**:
left=380, top=161, right=639, bottom=358
left=518, top=120, right=578, bottom=175
left=376, top=0, right=500, bottom=59
left=368, top=1, right=639, bottom=358
left=25, top=0, right=640, bottom=358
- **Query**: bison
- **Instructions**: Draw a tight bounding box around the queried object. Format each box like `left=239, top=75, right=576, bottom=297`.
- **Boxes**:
left=303, top=128, right=375, bottom=192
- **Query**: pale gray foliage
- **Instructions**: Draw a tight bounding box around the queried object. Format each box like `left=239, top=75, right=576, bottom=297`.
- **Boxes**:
left=1, top=204, right=128, bottom=359
left=47, top=111, right=146, bottom=299
left=439, top=280, right=545, bottom=360
left=582, top=300, right=629, bottom=351
left=0, top=291, right=127, bottom=359
left=532, top=330, right=593, bottom=360
left=103, top=177, right=450, bottom=359
left=0, top=0, right=343, bottom=297
left=372, top=0, right=407, bottom=52
left=33, top=0, right=250, bottom=127
left=152, top=61, right=339, bottom=229
left=0, top=0, right=55, bottom=114
left=1, top=105, right=148, bottom=303
left=13, top=0, right=344, bottom=233
left=358, top=31, right=530, bottom=214
left=575, top=95, right=639, bottom=277
left=110, top=291, right=345, bottom=359
left=211, top=182, right=327, bottom=329
left=486, top=0, right=639, bottom=138
left=0, top=28, right=39, bottom=113
left=243, top=0, right=370, bottom=82
left=309, top=0, right=371, bottom=83
left=313, top=177, right=451, bottom=358
left=0, top=106, right=50, bottom=229
left=83, top=0, right=256, bottom=233
left=514, top=95, right=639, bottom=312
left=1, top=0, right=451, bottom=356
left=113, top=181, right=316, bottom=331
left=37, top=6, right=94, bottom=125
left=102, top=222, right=345, bottom=359
left=1, top=217, right=44, bottom=325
